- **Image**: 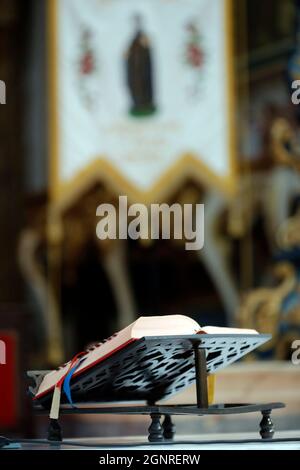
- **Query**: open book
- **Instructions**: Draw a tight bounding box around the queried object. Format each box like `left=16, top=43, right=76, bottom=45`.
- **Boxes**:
left=32, top=315, right=257, bottom=401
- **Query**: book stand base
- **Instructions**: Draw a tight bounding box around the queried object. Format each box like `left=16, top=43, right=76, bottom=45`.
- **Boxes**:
left=44, top=402, right=283, bottom=443
left=33, top=345, right=285, bottom=443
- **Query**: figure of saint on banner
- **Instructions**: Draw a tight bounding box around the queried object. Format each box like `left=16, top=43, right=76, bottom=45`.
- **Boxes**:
left=125, top=14, right=156, bottom=117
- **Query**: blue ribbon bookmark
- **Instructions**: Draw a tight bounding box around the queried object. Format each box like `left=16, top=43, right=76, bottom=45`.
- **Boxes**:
left=62, top=358, right=85, bottom=407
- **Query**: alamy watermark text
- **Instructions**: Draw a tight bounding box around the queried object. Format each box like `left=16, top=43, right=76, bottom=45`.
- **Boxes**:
left=96, top=196, right=204, bottom=250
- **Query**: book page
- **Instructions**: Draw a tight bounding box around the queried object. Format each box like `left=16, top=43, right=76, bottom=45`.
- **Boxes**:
left=200, top=326, right=258, bottom=335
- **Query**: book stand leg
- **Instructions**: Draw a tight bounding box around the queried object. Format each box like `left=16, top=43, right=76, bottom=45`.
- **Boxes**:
left=148, top=413, right=163, bottom=442
left=194, top=346, right=208, bottom=409
left=259, top=410, right=274, bottom=439
left=162, top=415, right=176, bottom=440
left=48, top=418, right=62, bottom=442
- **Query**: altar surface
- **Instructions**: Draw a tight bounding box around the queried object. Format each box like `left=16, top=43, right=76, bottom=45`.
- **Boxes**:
left=11, top=430, right=300, bottom=450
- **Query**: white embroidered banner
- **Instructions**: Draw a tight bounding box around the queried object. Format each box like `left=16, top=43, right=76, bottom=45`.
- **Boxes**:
left=50, top=0, right=236, bottom=202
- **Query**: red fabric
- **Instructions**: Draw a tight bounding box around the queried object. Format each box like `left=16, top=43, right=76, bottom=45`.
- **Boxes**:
left=0, top=331, right=18, bottom=428
left=56, top=351, right=86, bottom=389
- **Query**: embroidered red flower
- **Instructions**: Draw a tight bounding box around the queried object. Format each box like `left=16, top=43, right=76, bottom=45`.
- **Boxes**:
left=187, top=44, right=203, bottom=68
left=80, top=51, right=94, bottom=75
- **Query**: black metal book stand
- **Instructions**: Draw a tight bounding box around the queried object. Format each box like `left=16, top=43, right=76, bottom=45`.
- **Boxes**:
left=28, top=334, right=285, bottom=443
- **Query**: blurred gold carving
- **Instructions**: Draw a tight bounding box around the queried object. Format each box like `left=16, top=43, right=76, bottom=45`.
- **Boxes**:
left=238, top=262, right=297, bottom=356
left=18, top=200, right=65, bottom=366
left=271, top=117, right=300, bottom=171
left=277, top=208, right=300, bottom=250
